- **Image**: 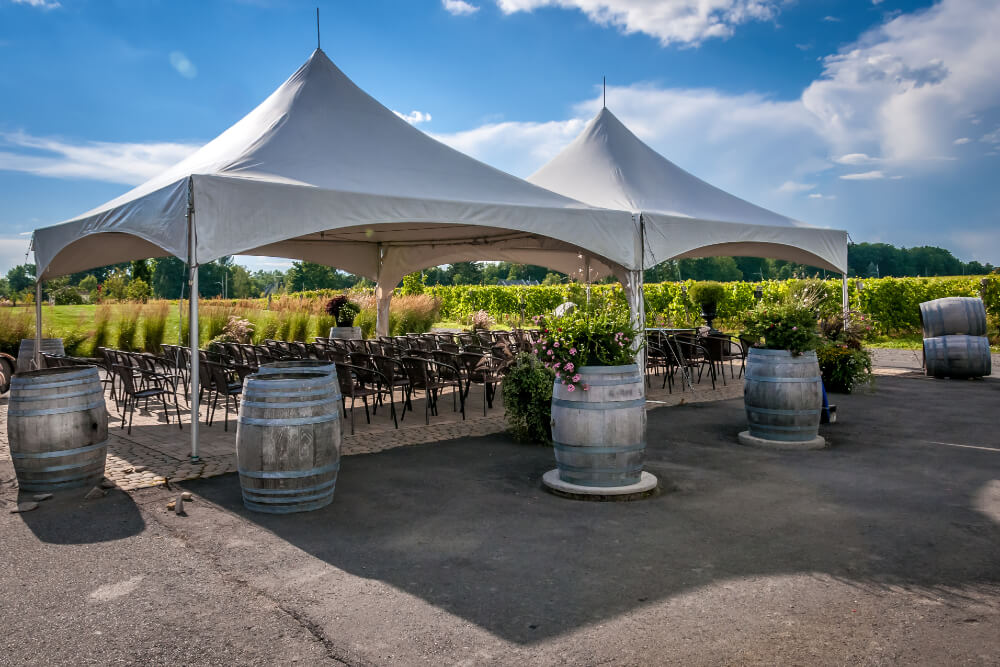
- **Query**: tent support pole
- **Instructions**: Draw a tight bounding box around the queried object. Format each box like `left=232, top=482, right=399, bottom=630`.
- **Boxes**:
left=841, top=274, right=849, bottom=323
left=34, top=280, right=42, bottom=369
left=187, top=177, right=200, bottom=463
left=585, top=256, right=591, bottom=308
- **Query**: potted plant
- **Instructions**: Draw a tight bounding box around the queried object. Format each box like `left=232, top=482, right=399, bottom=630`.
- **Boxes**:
left=687, top=281, right=727, bottom=330
left=816, top=311, right=874, bottom=394
left=326, top=296, right=362, bottom=340
left=533, top=304, right=655, bottom=493
left=739, top=293, right=825, bottom=449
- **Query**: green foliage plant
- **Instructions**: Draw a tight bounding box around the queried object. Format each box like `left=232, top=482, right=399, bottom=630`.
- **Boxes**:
left=533, top=303, right=641, bottom=392
left=0, top=307, right=33, bottom=355
left=687, top=281, right=726, bottom=308
left=116, top=307, right=141, bottom=351
left=325, top=295, right=360, bottom=326
left=141, top=302, right=170, bottom=354
left=126, top=278, right=152, bottom=303
left=742, top=295, right=821, bottom=355
left=288, top=311, right=310, bottom=342
left=502, top=352, right=556, bottom=444
left=816, top=345, right=873, bottom=393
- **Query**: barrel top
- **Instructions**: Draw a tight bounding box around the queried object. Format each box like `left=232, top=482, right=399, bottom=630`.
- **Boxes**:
left=248, top=371, right=328, bottom=383
left=747, top=348, right=817, bottom=359
left=574, top=364, right=640, bottom=374
left=260, top=360, right=334, bottom=369
left=13, top=365, right=98, bottom=381
left=920, top=296, right=984, bottom=306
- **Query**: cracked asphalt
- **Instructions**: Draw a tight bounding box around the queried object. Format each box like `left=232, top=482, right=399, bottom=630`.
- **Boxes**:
left=2, top=371, right=999, bottom=666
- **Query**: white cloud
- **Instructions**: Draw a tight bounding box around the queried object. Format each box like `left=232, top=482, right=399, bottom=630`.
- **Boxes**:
left=777, top=181, right=816, bottom=193
left=808, top=193, right=836, bottom=200
left=393, top=110, right=433, bottom=125
left=840, top=170, right=885, bottom=180
left=0, top=132, right=199, bottom=185
left=822, top=15, right=841, bottom=22
left=169, top=51, right=197, bottom=79
left=834, top=153, right=879, bottom=165
left=11, top=0, right=61, bottom=9
left=0, top=237, right=33, bottom=274
left=953, top=137, right=971, bottom=144
left=982, top=128, right=1000, bottom=145
left=443, top=0, right=480, bottom=15
left=494, top=0, right=780, bottom=46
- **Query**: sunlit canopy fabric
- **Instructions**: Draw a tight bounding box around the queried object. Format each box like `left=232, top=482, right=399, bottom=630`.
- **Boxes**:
left=32, top=50, right=637, bottom=284
left=528, top=108, right=847, bottom=274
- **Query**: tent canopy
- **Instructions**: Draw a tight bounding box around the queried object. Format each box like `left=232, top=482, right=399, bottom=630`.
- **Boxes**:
left=33, top=50, right=637, bottom=285
left=528, top=108, right=847, bottom=274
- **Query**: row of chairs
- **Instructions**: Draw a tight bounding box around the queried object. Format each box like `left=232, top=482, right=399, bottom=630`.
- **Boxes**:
left=645, top=330, right=747, bottom=392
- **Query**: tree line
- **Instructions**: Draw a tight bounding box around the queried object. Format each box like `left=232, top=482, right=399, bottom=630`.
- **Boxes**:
left=2, top=242, right=993, bottom=304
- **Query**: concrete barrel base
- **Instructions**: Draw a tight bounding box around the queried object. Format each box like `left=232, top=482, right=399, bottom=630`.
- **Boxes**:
left=542, top=469, right=658, bottom=501
left=738, top=430, right=826, bottom=450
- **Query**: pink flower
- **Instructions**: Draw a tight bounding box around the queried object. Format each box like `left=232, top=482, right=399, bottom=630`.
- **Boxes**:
left=553, top=342, right=560, bottom=347
left=569, top=347, right=576, bottom=355
left=566, top=384, right=575, bottom=392
left=582, top=384, right=589, bottom=391
left=572, top=374, right=581, bottom=382
left=564, top=362, right=574, bottom=372
left=556, top=372, right=561, bottom=378
left=792, top=326, right=798, bottom=331
left=553, top=362, right=560, bottom=369
left=547, top=349, right=554, bottom=356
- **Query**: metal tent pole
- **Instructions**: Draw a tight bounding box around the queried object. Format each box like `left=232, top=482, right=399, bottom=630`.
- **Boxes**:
left=841, top=274, right=849, bottom=322
left=34, top=280, right=42, bottom=369
left=187, top=177, right=200, bottom=463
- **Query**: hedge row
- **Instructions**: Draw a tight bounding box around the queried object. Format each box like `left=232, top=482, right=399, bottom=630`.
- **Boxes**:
left=418, top=276, right=1000, bottom=334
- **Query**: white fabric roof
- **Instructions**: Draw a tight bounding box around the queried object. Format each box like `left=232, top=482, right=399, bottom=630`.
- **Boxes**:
left=33, top=50, right=636, bottom=283
left=528, top=108, right=847, bottom=273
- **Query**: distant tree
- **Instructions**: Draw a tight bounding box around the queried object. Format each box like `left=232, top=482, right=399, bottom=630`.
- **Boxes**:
left=130, top=259, right=152, bottom=284
left=229, top=264, right=255, bottom=298
left=7, top=264, right=35, bottom=294
left=151, top=257, right=187, bottom=299
left=447, top=262, right=483, bottom=285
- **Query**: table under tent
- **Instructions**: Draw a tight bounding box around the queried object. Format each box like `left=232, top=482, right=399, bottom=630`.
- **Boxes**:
left=30, top=49, right=641, bottom=461
left=528, top=107, right=850, bottom=306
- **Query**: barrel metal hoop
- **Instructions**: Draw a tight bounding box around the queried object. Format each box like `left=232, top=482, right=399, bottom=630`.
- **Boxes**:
left=14, top=458, right=104, bottom=473
left=242, top=495, right=333, bottom=514
left=745, top=375, right=821, bottom=383
left=10, top=387, right=104, bottom=402
left=745, top=406, right=820, bottom=416
left=14, top=467, right=104, bottom=484
left=10, top=376, right=97, bottom=390
left=244, top=387, right=338, bottom=398
left=8, top=400, right=106, bottom=417
left=552, top=397, right=646, bottom=410
left=11, top=439, right=109, bottom=460
left=553, top=442, right=646, bottom=455
left=575, top=365, right=639, bottom=374
left=238, top=461, right=340, bottom=479
left=567, top=377, right=642, bottom=387
left=242, top=478, right=338, bottom=496
left=238, top=413, right=340, bottom=427
left=242, top=488, right=336, bottom=505
left=556, top=462, right=644, bottom=474
left=749, top=423, right=818, bottom=432
left=241, top=397, right=339, bottom=409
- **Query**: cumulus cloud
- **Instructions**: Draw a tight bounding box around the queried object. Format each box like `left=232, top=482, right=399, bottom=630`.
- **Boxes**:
left=12, top=0, right=61, bottom=9
left=393, top=110, right=433, bottom=125
left=777, top=181, right=816, bottom=193
left=808, top=193, right=836, bottom=200
left=442, top=0, right=480, bottom=15
left=982, top=128, right=1000, bottom=145
left=840, top=170, right=885, bottom=180
left=0, top=132, right=199, bottom=185
left=953, top=137, right=971, bottom=145
left=494, top=0, right=780, bottom=46
left=169, top=51, right=197, bottom=79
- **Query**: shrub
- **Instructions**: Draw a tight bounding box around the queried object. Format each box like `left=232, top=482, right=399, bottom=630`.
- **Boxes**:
left=52, top=286, right=84, bottom=305
left=78, top=275, right=98, bottom=293
left=353, top=307, right=377, bottom=339
left=253, top=312, right=280, bottom=343
left=742, top=298, right=821, bottom=355
left=817, top=345, right=873, bottom=393
left=687, top=281, right=727, bottom=307
left=211, top=315, right=255, bottom=344
left=288, top=311, right=310, bottom=342
left=126, top=278, right=151, bottom=303
left=400, top=272, right=425, bottom=296
left=141, top=302, right=170, bottom=354
left=325, top=295, right=360, bottom=327
left=0, top=308, right=33, bottom=355
left=502, top=353, right=556, bottom=444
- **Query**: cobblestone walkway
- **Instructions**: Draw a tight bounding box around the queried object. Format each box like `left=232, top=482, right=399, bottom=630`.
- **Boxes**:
left=1, top=370, right=743, bottom=491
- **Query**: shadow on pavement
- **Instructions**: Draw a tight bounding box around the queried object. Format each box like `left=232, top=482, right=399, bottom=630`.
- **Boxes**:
left=184, top=374, right=1000, bottom=644
left=15, top=487, right=146, bottom=545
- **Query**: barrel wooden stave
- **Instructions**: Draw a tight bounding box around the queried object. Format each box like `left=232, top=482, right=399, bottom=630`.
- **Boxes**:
left=923, top=335, right=991, bottom=379
left=744, top=349, right=822, bottom=443
left=16, top=338, right=65, bottom=373
left=550, top=364, right=646, bottom=487
left=329, top=326, right=362, bottom=340
left=7, top=366, right=108, bottom=491
left=919, top=297, right=987, bottom=338
left=236, top=372, right=343, bottom=514
left=257, top=360, right=337, bottom=377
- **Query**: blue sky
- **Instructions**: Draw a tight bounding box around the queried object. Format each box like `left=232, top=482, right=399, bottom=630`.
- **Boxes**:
left=1, top=0, right=997, bottom=274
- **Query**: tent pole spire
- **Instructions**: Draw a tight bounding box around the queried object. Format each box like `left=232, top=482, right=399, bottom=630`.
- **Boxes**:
left=187, top=177, right=200, bottom=464
left=316, top=7, right=321, bottom=50
left=603, top=76, right=606, bottom=108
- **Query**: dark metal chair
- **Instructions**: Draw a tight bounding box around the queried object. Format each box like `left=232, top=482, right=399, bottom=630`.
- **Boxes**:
left=458, top=352, right=504, bottom=415
left=204, top=360, right=242, bottom=432
left=400, top=356, right=466, bottom=425
left=113, top=363, right=183, bottom=434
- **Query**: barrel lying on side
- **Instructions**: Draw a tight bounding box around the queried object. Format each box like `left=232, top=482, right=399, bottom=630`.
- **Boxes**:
left=16, top=338, right=65, bottom=373
left=236, top=371, right=343, bottom=514
left=744, top=348, right=823, bottom=442
left=923, top=335, right=992, bottom=379
left=550, top=364, right=646, bottom=488
left=919, top=297, right=987, bottom=338
left=7, top=366, right=108, bottom=491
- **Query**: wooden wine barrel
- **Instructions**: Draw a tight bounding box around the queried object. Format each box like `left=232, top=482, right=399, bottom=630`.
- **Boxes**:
left=236, top=371, right=342, bottom=514
left=743, top=348, right=823, bottom=443
left=919, top=297, right=987, bottom=338
left=329, top=326, right=362, bottom=340
left=7, top=366, right=108, bottom=491
left=550, top=364, right=646, bottom=487
left=923, top=335, right=992, bottom=379
left=16, top=338, right=65, bottom=372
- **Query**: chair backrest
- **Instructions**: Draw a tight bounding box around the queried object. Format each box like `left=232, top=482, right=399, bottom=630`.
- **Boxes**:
left=400, top=356, right=430, bottom=390
left=204, top=360, right=233, bottom=393
left=112, top=364, right=138, bottom=395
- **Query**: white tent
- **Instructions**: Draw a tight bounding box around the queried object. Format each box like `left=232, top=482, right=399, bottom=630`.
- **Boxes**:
left=31, top=49, right=640, bottom=460
left=528, top=107, right=848, bottom=275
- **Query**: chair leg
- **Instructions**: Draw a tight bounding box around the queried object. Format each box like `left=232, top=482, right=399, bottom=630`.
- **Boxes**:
left=127, top=398, right=135, bottom=435
left=120, top=395, right=129, bottom=430
left=223, top=394, right=229, bottom=432
left=362, top=396, right=370, bottom=424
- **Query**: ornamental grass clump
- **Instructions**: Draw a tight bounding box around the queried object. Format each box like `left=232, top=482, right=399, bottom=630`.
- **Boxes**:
left=532, top=304, right=641, bottom=392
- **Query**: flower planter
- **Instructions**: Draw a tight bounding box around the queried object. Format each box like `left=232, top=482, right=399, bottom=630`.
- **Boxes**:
left=699, top=303, right=718, bottom=330
left=329, top=326, right=362, bottom=340
left=740, top=348, right=825, bottom=449
left=549, top=364, right=647, bottom=487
